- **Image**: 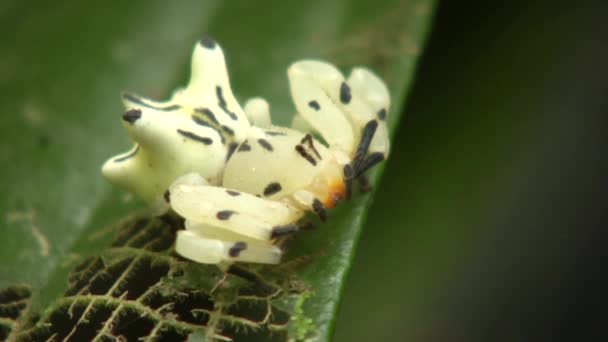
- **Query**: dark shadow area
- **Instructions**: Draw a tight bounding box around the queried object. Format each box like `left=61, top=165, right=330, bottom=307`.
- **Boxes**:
left=13, top=214, right=294, bottom=341
left=336, top=1, right=607, bottom=340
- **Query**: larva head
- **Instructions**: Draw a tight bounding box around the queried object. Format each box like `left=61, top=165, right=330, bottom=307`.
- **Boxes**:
left=102, top=105, right=229, bottom=207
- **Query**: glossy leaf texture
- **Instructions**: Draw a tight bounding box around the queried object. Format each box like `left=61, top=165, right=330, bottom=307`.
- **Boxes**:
left=0, top=0, right=435, bottom=340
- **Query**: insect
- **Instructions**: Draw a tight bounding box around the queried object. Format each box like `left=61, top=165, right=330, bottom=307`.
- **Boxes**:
left=102, top=37, right=390, bottom=265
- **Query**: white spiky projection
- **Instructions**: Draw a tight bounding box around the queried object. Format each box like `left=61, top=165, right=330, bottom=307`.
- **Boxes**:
left=102, top=37, right=391, bottom=265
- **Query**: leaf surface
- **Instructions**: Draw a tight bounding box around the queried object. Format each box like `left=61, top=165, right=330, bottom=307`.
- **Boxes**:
left=0, top=1, right=435, bottom=340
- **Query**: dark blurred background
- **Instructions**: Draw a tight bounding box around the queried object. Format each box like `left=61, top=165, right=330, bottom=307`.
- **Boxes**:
left=335, top=1, right=607, bottom=341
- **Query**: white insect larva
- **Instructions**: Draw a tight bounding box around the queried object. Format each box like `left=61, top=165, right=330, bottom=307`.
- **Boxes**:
left=102, top=37, right=390, bottom=264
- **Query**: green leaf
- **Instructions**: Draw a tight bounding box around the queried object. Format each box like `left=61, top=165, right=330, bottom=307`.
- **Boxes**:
left=0, top=0, right=435, bottom=340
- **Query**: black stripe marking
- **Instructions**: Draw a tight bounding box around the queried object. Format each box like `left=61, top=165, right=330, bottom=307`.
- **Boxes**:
left=229, top=242, right=247, bottom=257
left=217, top=210, right=236, bottom=220
left=258, top=138, right=273, bottom=152
left=216, top=86, right=238, bottom=120
left=265, top=131, right=287, bottom=136
left=308, top=100, right=321, bottom=111
left=238, top=140, right=251, bottom=152
left=312, top=199, right=327, bottom=221
left=200, top=35, right=216, bottom=49
left=195, top=108, right=220, bottom=125
left=271, top=224, right=299, bottom=239
left=377, top=108, right=387, bottom=121
left=122, top=92, right=181, bottom=111
left=295, top=145, right=317, bottom=166
left=177, top=129, right=213, bottom=145
left=113, top=145, right=140, bottom=163
left=192, top=112, right=230, bottom=144
left=263, top=182, right=282, bottom=197
left=226, top=142, right=238, bottom=161
left=221, top=125, right=235, bottom=136
left=191, top=115, right=213, bottom=128
left=301, top=134, right=321, bottom=160
left=191, top=115, right=225, bottom=144
left=226, top=190, right=241, bottom=196
left=163, top=190, right=171, bottom=203
left=339, top=82, right=352, bottom=104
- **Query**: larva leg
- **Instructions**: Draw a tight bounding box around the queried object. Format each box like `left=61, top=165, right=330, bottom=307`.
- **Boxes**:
left=341, top=69, right=391, bottom=191
left=287, top=61, right=391, bottom=162
left=176, top=222, right=282, bottom=264
left=336, top=68, right=391, bottom=177
left=169, top=174, right=303, bottom=242
left=244, top=97, right=271, bottom=128
left=287, top=61, right=356, bottom=155
left=292, top=190, right=328, bottom=221
left=288, top=61, right=391, bottom=193
left=346, top=68, right=391, bottom=158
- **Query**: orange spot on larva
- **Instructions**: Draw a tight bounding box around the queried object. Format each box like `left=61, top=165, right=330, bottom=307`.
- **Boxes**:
left=324, top=180, right=346, bottom=208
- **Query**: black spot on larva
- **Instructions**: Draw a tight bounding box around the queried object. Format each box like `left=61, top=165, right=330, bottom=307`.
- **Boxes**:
left=113, top=145, right=140, bottom=163
left=340, top=82, right=352, bottom=104
left=122, top=109, right=142, bottom=124
left=312, top=198, right=327, bottom=221
left=228, top=241, right=247, bottom=257
left=257, top=138, right=273, bottom=152
left=271, top=224, right=299, bottom=239
left=263, top=182, right=282, bottom=197
left=200, top=35, right=217, bottom=49
left=226, top=142, right=238, bottom=161
left=226, top=190, right=240, bottom=196
left=163, top=190, right=171, bottom=203
left=217, top=210, right=236, bottom=220
left=221, top=125, right=235, bottom=136
left=238, top=141, right=251, bottom=152
left=308, top=100, right=321, bottom=111
left=377, top=108, right=387, bottom=121
left=177, top=129, right=213, bottom=145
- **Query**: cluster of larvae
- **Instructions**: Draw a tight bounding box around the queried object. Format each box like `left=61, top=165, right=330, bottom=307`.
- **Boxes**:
left=103, top=37, right=390, bottom=265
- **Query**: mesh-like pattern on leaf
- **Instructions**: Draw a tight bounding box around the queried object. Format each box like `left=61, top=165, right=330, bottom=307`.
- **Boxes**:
left=0, top=284, right=31, bottom=341
left=14, top=214, right=302, bottom=341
